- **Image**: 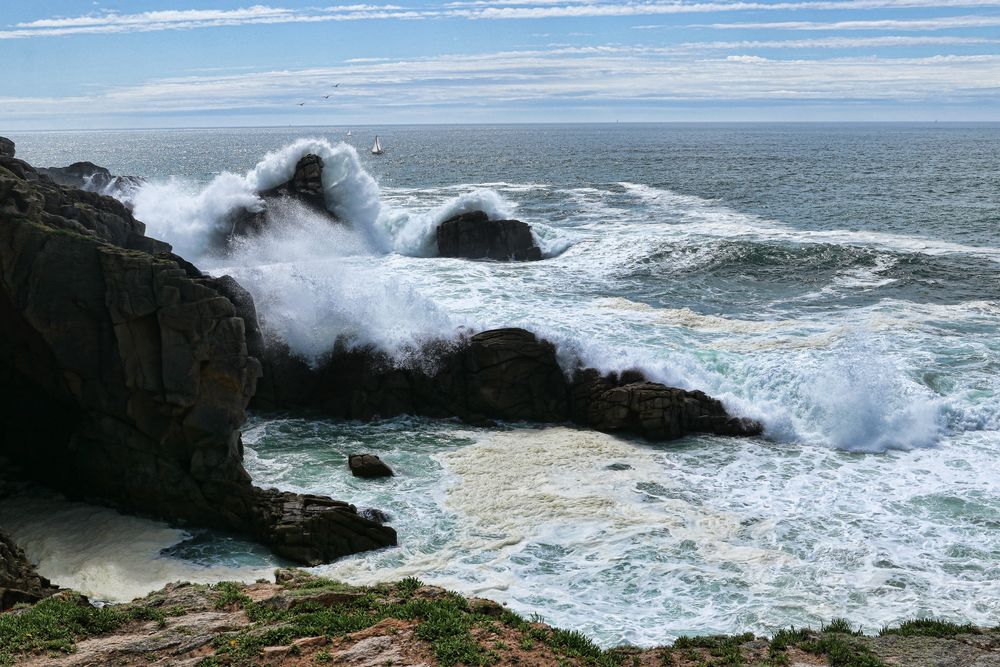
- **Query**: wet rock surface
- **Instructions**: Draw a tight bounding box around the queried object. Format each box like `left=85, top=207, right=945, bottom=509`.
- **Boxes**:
left=223, top=153, right=337, bottom=246
left=436, top=210, right=542, bottom=261
left=349, top=454, right=395, bottom=478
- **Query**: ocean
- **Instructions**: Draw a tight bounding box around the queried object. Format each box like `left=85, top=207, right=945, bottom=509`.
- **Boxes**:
left=2, top=124, right=998, bottom=645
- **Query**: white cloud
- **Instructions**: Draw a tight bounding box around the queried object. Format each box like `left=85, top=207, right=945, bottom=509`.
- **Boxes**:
left=7, top=1, right=1000, bottom=39
left=2, top=46, right=998, bottom=119
left=703, top=14, right=1000, bottom=30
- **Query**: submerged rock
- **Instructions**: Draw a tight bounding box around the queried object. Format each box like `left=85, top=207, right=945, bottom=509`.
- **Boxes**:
left=0, top=137, right=395, bottom=566
left=436, top=210, right=542, bottom=261
left=349, top=454, right=395, bottom=478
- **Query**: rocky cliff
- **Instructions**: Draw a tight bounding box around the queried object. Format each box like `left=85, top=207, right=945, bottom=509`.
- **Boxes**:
left=0, top=137, right=395, bottom=575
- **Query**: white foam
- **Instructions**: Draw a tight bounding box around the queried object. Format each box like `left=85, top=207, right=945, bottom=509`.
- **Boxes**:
left=0, top=494, right=270, bottom=602
left=618, top=181, right=1000, bottom=262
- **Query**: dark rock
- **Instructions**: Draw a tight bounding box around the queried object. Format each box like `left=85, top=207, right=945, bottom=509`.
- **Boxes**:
left=250, top=488, right=395, bottom=565
left=606, top=462, right=633, bottom=471
left=581, top=381, right=763, bottom=441
left=253, top=327, right=762, bottom=443
left=349, top=454, right=395, bottom=478
left=223, top=154, right=337, bottom=247
left=0, top=137, right=13, bottom=159
left=0, top=530, right=58, bottom=611
left=0, top=137, right=396, bottom=566
left=38, top=161, right=144, bottom=198
left=436, top=210, right=542, bottom=261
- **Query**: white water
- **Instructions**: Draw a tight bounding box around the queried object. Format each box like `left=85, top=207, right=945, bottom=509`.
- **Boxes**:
left=120, top=139, right=1000, bottom=453
left=5, top=422, right=997, bottom=645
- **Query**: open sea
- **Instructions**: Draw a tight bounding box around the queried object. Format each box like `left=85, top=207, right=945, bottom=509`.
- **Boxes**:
left=2, top=124, right=998, bottom=646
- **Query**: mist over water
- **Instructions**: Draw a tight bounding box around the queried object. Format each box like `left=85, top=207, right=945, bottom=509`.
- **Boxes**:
left=6, top=124, right=999, bottom=643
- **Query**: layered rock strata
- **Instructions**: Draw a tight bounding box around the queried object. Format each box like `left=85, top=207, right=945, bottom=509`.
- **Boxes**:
left=0, top=138, right=395, bottom=566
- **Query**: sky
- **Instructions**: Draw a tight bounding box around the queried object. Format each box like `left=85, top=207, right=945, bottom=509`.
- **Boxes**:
left=1, top=0, right=999, bottom=129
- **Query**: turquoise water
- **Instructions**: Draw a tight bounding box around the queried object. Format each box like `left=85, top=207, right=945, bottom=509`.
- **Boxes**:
left=4, top=124, right=999, bottom=644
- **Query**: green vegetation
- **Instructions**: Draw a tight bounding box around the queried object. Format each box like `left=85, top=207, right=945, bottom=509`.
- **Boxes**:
left=879, top=618, right=980, bottom=638
left=205, top=575, right=628, bottom=667
left=2, top=574, right=996, bottom=667
left=0, top=594, right=165, bottom=666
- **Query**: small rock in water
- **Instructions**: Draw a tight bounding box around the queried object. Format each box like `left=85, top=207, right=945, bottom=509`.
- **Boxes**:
left=349, top=454, right=394, bottom=478
left=606, top=462, right=633, bottom=471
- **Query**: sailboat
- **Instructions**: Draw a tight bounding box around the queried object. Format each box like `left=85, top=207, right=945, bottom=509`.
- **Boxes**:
left=371, top=136, right=384, bottom=155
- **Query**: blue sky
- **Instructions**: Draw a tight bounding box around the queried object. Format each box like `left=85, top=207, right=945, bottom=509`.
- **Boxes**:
left=2, top=0, right=999, bottom=128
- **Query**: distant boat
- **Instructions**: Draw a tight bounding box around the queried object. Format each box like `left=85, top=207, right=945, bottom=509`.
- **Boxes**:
left=346, top=130, right=352, bottom=136
left=371, top=136, right=384, bottom=155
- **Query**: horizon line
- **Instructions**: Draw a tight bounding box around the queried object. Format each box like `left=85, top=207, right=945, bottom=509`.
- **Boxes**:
left=7, top=119, right=1000, bottom=134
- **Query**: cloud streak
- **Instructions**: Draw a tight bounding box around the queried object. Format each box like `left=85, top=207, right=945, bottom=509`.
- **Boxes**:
left=3, top=46, right=998, bottom=120
left=7, top=1, right=1000, bottom=38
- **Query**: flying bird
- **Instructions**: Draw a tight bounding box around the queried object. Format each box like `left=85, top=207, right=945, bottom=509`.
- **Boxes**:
left=297, top=102, right=306, bottom=106
left=324, top=95, right=331, bottom=99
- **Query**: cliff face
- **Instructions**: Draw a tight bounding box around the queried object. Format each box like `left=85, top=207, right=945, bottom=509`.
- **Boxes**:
left=0, top=138, right=395, bottom=576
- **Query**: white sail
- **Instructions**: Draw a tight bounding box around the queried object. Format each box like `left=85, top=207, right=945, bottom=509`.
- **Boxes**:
left=371, top=136, right=383, bottom=155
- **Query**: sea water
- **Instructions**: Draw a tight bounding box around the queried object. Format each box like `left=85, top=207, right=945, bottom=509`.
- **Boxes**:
left=2, top=124, right=998, bottom=644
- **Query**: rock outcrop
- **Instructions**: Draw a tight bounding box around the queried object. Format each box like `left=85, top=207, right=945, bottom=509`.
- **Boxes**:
left=437, top=210, right=542, bottom=261
left=223, top=153, right=336, bottom=246
left=254, top=328, right=762, bottom=441
left=0, top=137, right=395, bottom=565
left=349, top=454, right=394, bottom=478
left=0, top=531, right=58, bottom=611
left=38, top=161, right=143, bottom=197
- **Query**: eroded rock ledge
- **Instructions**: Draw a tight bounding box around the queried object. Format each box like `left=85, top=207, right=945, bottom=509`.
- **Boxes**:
left=254, top=328, right=762, bottom=441
left=0, top=137, right=395, bottom=569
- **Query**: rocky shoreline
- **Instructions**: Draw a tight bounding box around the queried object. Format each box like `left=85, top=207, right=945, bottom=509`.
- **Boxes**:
left=5, top=137, right=966, bottom=665
left=2, top=569, right=997, bottom=666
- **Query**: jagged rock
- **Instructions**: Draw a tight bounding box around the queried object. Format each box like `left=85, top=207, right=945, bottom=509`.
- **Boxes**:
left=0, top=137, right=14, bottom=158
left=0, top=530, right=58, bottom=610
left=0, top=137, right=395, bottom=566
left=358, top=507, right=392, bottom=524
left=38, top=161, right=144, bottom=197
left=250, top=488, right=394, bottom=565
left=349, top=454, right=394, bottom=478
left=436, top=210, right=542, bottom=261
left=223, top=153, right=336, bottom=246
left=582, top=381, right=762, bottom=441
left=253, top=328, right=761, bottom=442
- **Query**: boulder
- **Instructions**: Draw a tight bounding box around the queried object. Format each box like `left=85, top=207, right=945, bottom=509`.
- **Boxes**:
left=0, top=137, right=13, bottom=159
left=349, top=454, right=395, bottom=478
left=0, top=530, right=58, bottom=611
left=436, top=210, right=542, bottom=261
left=0, top=137, right=396, bottom=566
